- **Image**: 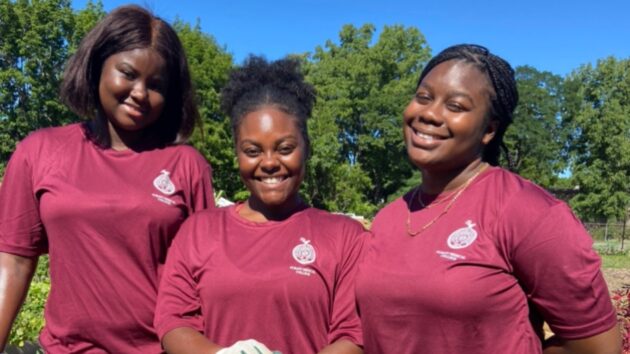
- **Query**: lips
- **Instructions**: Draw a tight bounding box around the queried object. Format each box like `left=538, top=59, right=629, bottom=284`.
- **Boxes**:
left=409, top=126, right=447, bottom=148
left=257, top=176, right=288, bottom=185
left=123, top=102, right=147, bottom=118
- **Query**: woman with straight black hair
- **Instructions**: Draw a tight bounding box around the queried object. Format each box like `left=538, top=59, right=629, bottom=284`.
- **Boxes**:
left=0, top=5, right=214, bottom=353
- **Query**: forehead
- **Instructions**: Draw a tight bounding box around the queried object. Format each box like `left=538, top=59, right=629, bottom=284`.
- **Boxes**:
left=104, top=48, right=166, bottom=71
left=420, top=60, right=493, bottom=97
left=238, top=106, right=301, bottom=139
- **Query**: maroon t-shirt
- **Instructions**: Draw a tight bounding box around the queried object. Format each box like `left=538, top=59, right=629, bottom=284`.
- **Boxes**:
left=355, top=167, right=617, bottom=354
left=155, top=205, right=366, bottom=353
left=0, top=124, right=214, bottom=353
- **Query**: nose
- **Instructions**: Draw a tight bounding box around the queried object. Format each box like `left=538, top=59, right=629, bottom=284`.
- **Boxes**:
left=418, top=101, right=443, bottom=126
left=260, top=151, right=280, bottom=173
left=130, top=81, right=148, bottom=101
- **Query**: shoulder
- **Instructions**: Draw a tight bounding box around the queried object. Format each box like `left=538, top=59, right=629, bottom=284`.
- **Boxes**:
left=302, top=208, right=367, bottom=234
left=12, top=124, right=85, bottom=166
left=17, top=123, right=84, bottom=154
left=162, top=144, right=211, bottom=170
left=372, top=194, right=408, bottom=228
left=483, top=167, right=563, bottom=215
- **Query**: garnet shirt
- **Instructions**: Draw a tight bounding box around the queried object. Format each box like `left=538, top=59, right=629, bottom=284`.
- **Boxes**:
left=355, top=167, right=616, bottom=354
left=155, top=205, right=366, bottom=353
left=0, top=124, right=214, bottom=353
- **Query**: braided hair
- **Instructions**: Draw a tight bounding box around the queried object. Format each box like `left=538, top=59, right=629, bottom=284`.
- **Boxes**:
left=220, top=55, right=316, bottom=154
left=417, top=44, right=518, bottom=166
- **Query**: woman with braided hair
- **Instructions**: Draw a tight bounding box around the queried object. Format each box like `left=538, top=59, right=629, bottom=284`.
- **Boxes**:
left=355, top=44, right=621, bottom=353
left=154, top=56, right=366, bottom=354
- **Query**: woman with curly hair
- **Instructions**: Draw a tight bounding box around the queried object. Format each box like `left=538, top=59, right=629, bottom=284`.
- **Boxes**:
left=155, top=56, right=366, bottom=354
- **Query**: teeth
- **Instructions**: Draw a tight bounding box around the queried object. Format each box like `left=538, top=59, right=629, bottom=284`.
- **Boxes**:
left=415, top=131, right=436, bottom=140
left=261, top=177, right=283, bottom=184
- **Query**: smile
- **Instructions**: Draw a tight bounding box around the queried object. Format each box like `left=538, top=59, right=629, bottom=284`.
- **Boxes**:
left=124, top=103, right=147, bottom=117
left=412, top=127, right=445, bottom=141
left=257, top=176, right=287, bottom=185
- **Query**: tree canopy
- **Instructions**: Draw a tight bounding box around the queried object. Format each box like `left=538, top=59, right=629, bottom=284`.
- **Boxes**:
left=0, top=0, right=627, bottom=221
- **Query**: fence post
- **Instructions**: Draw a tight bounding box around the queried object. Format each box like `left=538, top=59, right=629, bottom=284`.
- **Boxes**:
left=621, top=217, right=626, bottom=251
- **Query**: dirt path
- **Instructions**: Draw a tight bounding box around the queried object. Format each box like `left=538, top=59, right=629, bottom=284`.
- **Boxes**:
left=602, top=268, right=630, bottom=291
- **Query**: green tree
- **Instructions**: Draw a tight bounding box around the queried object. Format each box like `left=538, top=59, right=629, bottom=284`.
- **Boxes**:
left=303, top=24, right=431, bottom=215
left=173, top=19, right=237, bottom=200
left=564, top=57, right=630, bottom=221
left=505, top=66, right=566, bottom=187
left=0, top=0, right=104, bottom=176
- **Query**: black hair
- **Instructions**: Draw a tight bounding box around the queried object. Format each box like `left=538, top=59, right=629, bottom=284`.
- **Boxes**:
left=220, top=55, right=315, bottom=154
left=417, top=44, right=518, bottom=166
left=60, top=5, right=199, bottom=147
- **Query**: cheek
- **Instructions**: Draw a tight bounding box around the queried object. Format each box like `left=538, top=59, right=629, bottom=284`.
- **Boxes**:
left=149, top=92, right=166, bottom=114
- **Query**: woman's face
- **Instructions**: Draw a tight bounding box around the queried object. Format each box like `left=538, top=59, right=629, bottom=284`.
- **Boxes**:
left=98, top=48, right=168, bottom=135
left=236, top=106, right=307, bottom=209
left=403, top=60, right=496, bottom=172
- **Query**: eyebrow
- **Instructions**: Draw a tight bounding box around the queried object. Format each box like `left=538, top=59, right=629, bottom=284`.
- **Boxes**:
left=418, top=82, right=476, bottom=103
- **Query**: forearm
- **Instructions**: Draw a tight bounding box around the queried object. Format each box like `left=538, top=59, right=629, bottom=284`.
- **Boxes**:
left=162, top=327, right=222, bottom=354
left=543, top=325, right=622, bottom=354
left=0, top=252, right=38, bottom=351
left=318, top=339, right=363, bottom=354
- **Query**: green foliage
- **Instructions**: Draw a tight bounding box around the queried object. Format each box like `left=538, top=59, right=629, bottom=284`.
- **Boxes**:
left=0, top=0, right=104, bottom=174
left=303, top=24, right=431, bottom=215
left=506, top=66, right=567, bottom=187
left=174, top=20, right=239, bottom=200
left=564, top=57, right=630, bottom=221
left=8, top=256, right=49, bottom=347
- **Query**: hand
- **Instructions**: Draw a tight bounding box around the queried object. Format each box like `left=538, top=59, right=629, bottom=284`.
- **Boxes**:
left=216, top=339, right=281, bottom=354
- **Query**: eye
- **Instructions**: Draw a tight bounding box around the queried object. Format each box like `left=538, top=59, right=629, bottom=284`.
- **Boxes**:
left=446, top=102, right=465, bottom=112
left=278, top=145, right=295, bottom=155
left=243, top=147, right=260, bottom=157
left=415, top=92, right=431, bottom=104
left=119, top=69, right=135, bottom=80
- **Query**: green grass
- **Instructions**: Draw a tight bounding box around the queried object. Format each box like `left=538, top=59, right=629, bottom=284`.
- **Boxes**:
left=601, top=253, right=630, bottom=269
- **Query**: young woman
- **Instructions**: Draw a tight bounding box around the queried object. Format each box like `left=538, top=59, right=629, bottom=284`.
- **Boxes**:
left=355, top=44, right=621, bottom=354
left=154, top=56, right=365, bottom=354
left=0, top=6, right=214, bottom=353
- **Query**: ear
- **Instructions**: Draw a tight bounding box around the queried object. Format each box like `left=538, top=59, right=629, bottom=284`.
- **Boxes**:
left=481, top=119, right=498, bottom=145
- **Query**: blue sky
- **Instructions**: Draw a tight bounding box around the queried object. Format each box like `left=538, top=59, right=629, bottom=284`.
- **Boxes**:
left=73, top=0, right=629, bottom=76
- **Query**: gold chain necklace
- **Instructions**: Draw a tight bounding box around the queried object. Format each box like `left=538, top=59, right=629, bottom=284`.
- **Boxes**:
left=406, top=164, right=488, bottom=237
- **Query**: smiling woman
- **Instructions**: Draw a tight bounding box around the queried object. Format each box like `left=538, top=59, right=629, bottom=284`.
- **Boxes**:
left=0, top=5, right=214, bottom=354
left=355, top=44, right=621, bottom=354
left=154, top=56, right=366, bottom=354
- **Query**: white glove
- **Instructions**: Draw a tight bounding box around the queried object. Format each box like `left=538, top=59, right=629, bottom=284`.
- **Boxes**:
left=216, top=339, right=279, bottom=354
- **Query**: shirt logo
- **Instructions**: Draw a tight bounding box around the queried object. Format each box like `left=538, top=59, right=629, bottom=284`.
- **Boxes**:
left=292, top=237, right=316, bottom=265
left=447, top=220, right=478, bottom=249
left=153, top=170, right=176, bottom=195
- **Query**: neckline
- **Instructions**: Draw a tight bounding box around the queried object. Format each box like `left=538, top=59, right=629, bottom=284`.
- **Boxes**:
left=228, top=203, right=311, bottom=228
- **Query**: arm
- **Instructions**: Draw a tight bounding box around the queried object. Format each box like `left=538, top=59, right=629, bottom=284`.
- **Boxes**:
left=162, top=327, right=222, bottom=354
left=317, top=339, right=363, bottom=354
left=505, top=199, right=621, bottom=354
left=542, top=325, right=621, bottom=354
left=0, top=252, right=38, bottom=351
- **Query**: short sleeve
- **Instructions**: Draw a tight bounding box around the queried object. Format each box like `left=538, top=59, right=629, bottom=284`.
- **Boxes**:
left=327, top=221, right=367, bottom=346
left=0, top=141, right=47, bottom=256
left=185, top=151, right=215, bottom=214
left=507, top=202, right=617, bottom=339
left=154, top=217, right=205, bottom=339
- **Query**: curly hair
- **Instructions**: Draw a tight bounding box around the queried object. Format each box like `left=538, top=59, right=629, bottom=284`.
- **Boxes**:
left=220, top=55, right=316, bottom=153
left=60, top=5, right=199, bottom=147
left=417, top=44, right=519, bottom=166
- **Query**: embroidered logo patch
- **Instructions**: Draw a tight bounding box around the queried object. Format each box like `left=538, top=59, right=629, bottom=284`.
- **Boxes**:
left=447, top=220, right=478, bottom=249
left=153, top=170, right=176, bottom=195
left=292, top=237, right=316, bottom=265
